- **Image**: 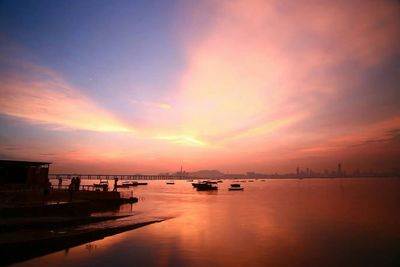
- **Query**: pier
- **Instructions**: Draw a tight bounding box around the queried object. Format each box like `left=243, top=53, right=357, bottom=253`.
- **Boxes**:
left=49, top=173, right=195, bottom=180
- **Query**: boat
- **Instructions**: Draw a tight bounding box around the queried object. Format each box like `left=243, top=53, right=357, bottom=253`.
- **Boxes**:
left=166, top=181, right=175, bottom=185
left=93, top=180, right=109, bottom=190
left=229, top=187, right=244, bottom=191
left=137, top=182, right=148, bottom=185
left=121, top=181, right=139, bottom=187
left=192, top=180, right=209, bottom=188
left=196, top=182, right=218, bottom=191
left=192, top=182, right=201, bottom=188
left=229, top=183, right=244, bottom=191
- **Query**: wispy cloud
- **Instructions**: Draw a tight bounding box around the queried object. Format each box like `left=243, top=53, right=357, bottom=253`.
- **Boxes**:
left=175, top=0, right=400, bottom=149
left=0, top=62, right=131, bottom=133
left=156, top=134, right=207, bottom=147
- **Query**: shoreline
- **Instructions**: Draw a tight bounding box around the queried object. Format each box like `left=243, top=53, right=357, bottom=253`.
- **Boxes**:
left=1, top=218, right=165, bottom=266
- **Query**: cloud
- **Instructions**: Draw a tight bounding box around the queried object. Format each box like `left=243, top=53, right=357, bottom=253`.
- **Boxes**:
left=130, top=99, right=172, bottom=110
left=1, top=0, right=400, bottom=171
left=175, top=0, right=400, bottom=146
left=334, top=116, right=400, bottom=147
left=0, top=62, right=131, bottom=133
left=156, top=134, right=207, bottom=147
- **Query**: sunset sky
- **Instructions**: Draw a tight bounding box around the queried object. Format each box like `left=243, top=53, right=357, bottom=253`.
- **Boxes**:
left=1, top=0, right=399, bottom=174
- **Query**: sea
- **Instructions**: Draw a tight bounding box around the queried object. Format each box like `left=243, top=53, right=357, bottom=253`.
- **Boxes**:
left=13, top=177, right=400, bottom=267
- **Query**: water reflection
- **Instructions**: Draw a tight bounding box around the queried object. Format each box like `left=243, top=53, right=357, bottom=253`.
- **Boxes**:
left=15, top=178, right=400, bottom=267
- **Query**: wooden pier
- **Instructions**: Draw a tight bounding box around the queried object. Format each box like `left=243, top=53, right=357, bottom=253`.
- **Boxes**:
left=49, top=174, right=196, bottom=181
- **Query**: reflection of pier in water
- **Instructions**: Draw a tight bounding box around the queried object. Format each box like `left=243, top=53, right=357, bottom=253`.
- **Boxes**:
left=49, top=174, right=196, bottom=181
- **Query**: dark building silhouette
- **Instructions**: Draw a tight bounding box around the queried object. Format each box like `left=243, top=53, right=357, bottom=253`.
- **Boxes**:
left=0, top=160, right=51, bottom=188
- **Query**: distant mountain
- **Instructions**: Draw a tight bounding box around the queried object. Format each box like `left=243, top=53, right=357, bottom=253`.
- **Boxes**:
left=189, top=170, right=225, bottom=178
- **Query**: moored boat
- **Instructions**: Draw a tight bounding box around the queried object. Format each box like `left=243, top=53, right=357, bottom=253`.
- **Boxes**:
left=93, top=180, right=109, bottom=191
left=196, top=182, right=218, bottom=191
left=121, top=181, right=139, bottom=187
left=192, top=180, right=209, bottom=188
left=229, top=183, right=244, bottom=191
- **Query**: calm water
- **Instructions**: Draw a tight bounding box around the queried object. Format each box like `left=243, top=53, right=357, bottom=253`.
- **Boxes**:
left=14, top=178, right=400, bottom=267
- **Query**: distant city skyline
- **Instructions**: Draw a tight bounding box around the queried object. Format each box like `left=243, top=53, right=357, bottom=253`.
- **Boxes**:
left=1, top=0, right=400, bottom=173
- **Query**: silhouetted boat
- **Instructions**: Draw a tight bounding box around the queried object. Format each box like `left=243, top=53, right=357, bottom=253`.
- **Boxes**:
left=192, top=180, right=209, bottom=188
left=93, top=180, right=109, bottom=190
left=121, top=181, right=138, bottom=187
left=196, top=181, right=218, bottom=191
left=229, top=183, right=244, bottom=191
left=93, top=180, right=108, bottom=187
left=137, top=182, right=148, bottom=185
left=229, top=187, right=244, bottom=191
left=166, top=181, right=175, bottom=185
left=192, top=182, right=201, bottom=188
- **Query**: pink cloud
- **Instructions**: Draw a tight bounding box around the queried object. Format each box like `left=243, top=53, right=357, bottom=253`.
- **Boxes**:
left=0, top=63, right=131, bottom=133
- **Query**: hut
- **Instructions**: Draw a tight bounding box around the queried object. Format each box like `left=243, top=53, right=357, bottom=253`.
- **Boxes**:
left=0, top=160, right=51, bottom=188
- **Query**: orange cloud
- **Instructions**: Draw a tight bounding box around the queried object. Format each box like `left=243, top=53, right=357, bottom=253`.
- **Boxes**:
left=0, top=64, right=131, bottom=133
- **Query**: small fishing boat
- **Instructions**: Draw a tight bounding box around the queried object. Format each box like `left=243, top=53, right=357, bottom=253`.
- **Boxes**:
left=93, top=180, right=109, bottom=190
left=93, top=180, right=108, bottom=187
left=166, top=181, right=175, bottom=185
left=229, top=183, right=244, bottom=191
left=196, top=182, right=218, bottom=191
left=192, top=180, right=209, bottom=188
left=121, top=181, right=139, bottom=187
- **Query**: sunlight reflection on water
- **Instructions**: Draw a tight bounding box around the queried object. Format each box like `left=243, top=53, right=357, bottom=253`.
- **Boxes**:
left=15, top=178, right=400, bottom=267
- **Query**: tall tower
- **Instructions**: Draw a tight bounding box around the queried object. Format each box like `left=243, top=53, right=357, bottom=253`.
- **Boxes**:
left=337, top=162, right=342, bottom=177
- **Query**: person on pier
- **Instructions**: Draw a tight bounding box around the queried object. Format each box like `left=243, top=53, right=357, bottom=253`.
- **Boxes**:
left=113, top=176, right=119, bottom=192
left=58, top=176, right=63, bottom=189
left=76, top=176, right=81, bottom=191
left=68, top=177, right=75, bottom=201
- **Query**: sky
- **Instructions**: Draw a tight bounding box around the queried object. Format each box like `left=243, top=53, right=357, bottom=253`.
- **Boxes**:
left=0, top=0, right=399, bottom=174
